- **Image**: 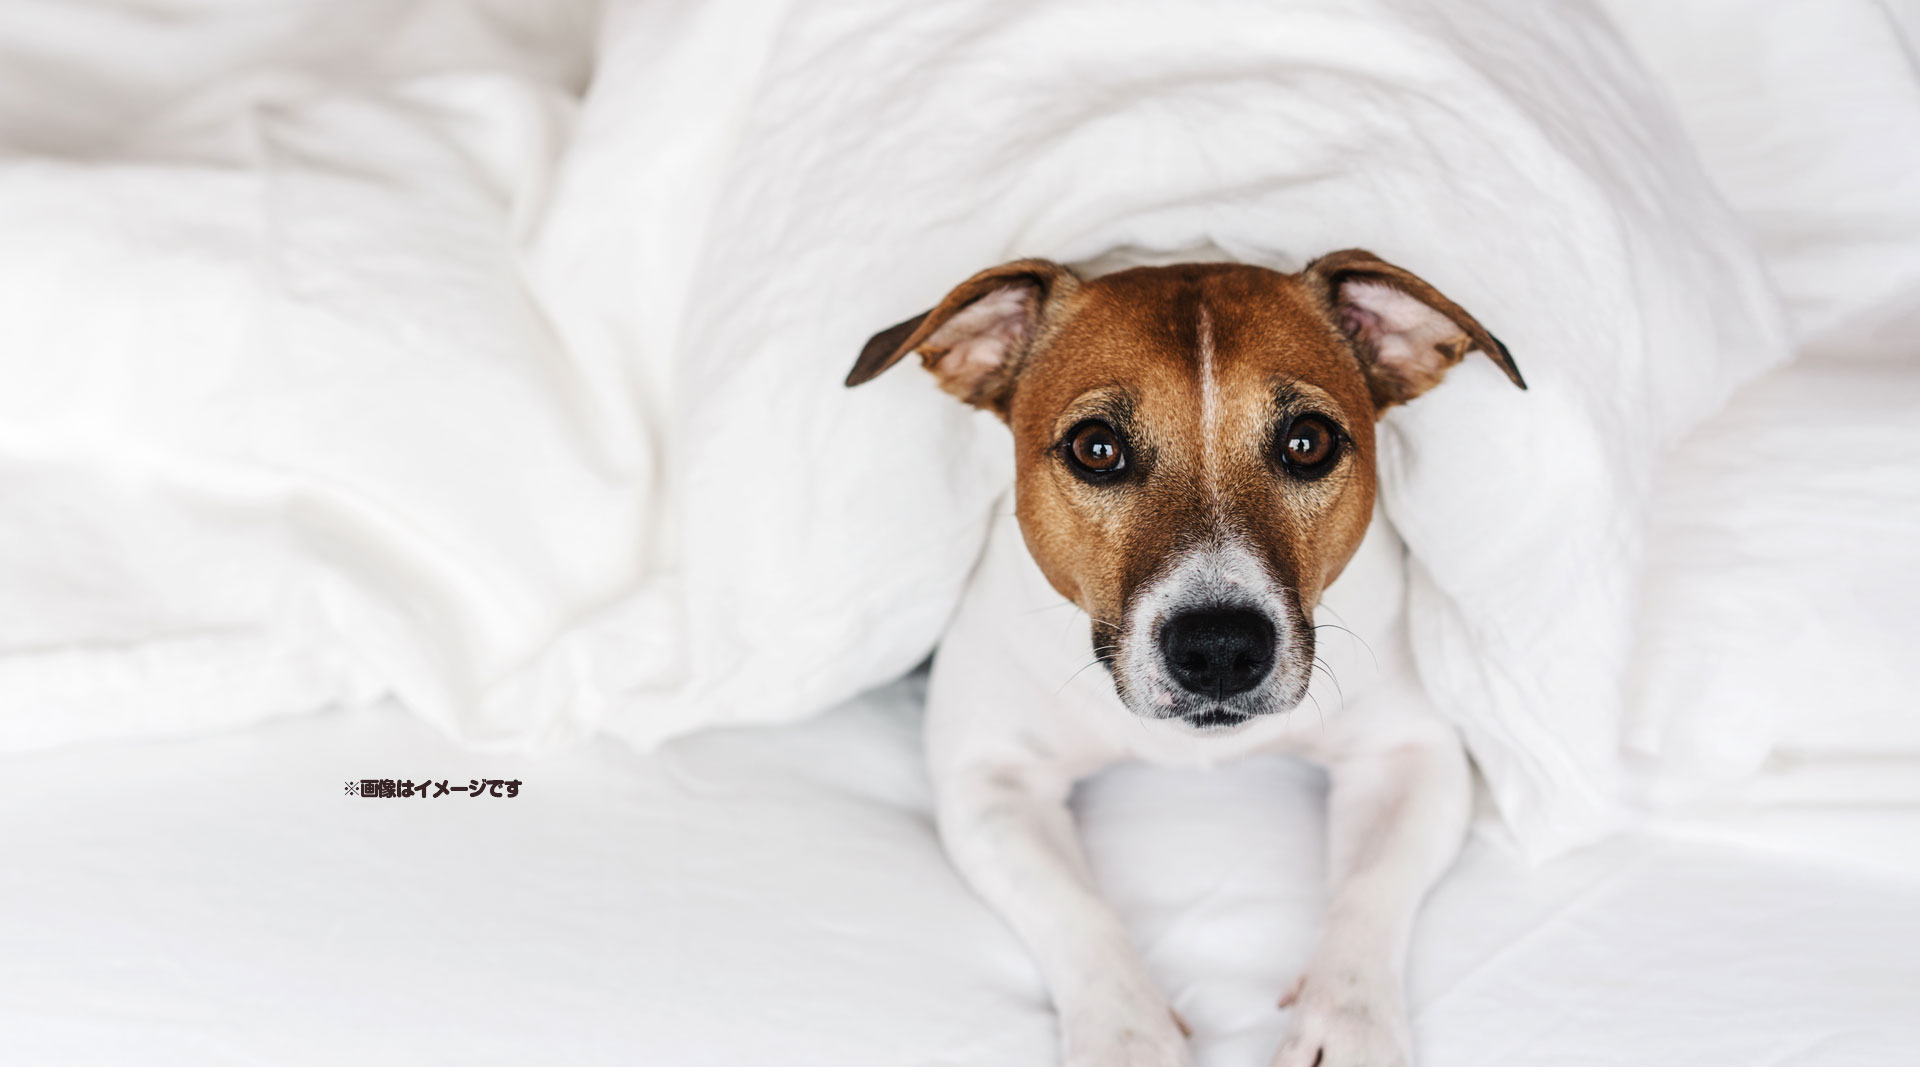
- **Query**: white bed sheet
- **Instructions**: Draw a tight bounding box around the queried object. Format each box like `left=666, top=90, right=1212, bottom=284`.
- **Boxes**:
left=3, top=677, right=1914, bottom=1067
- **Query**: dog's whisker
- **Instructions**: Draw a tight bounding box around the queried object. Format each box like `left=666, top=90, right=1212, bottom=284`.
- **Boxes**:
left=1314, top=610, right=1379, bottom=671
left=1057, top=646, right=1121, bottom=694
left=1018, top=598, right=1125, bottom=633
left=1311, top=655, right=1345, bottom=712
left=1021, top=600, right=1076, bottom=616
left=1056, top=658, right=1107, bottom=694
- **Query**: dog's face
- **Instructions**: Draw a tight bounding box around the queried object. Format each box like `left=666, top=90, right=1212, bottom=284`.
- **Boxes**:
left=848, top=252, right=1522, bottom=730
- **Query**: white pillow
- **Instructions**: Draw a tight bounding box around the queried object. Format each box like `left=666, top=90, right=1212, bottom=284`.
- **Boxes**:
left=0, top=53, right=631, bottom=748
left=1597, top=0, right=1920, bottom=344
left=1628, top=358, right=1920, bottom=801
left=580, top=0, right=1788, bottom=858
left=1594, top=0, right=1920, bottom=807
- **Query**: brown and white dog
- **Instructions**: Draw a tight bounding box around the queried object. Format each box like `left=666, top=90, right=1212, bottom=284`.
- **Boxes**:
left=846, top=252, right=1524, bottom=1067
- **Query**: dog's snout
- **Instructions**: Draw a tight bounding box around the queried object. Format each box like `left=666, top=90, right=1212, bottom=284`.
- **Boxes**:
left=1159, top=609, right=1275, bottom=698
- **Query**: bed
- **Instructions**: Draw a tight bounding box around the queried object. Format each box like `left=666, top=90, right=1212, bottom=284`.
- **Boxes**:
left=4, top=2, right=1919, bottom=1063
left=3, top=675, right=1915, bottom=1066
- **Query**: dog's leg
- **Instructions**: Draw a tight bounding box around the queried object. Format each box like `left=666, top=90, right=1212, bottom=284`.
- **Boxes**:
left=1273, top=713, right=1471, bottom=1067
left=939, top=766, right=1192, bottom=1067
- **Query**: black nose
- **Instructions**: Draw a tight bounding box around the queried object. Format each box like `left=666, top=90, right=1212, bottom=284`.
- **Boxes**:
left=1159, top=609, right=1276, bottom=698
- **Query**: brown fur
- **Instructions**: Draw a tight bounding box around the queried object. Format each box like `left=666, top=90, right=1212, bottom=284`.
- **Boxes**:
left=848, top=253, right=1518, bottom=643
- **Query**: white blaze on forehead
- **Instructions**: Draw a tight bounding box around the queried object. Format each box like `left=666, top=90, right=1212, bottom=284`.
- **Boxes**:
left=1195, top=302, right=1221, bottom=506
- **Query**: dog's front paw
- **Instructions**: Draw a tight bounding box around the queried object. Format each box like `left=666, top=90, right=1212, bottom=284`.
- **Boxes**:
left=1271, top=970, right=1412, bottom=1067
left=1060, top=988, right=1193, bottom=1067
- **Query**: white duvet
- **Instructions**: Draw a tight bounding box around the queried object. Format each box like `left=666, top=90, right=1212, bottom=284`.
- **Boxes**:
left=2, top=0, right=1918, bottom=859
left=3, top=680, right=1915, bottom=1066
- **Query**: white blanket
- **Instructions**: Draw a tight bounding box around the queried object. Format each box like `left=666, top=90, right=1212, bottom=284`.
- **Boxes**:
left=568, top=0, right=1789, bottom=858
left=2, top=0, right=1916, bottom=859
left=0, top=1, right=621, bottom=748
left=3, top=681, right=1916, bottom=1066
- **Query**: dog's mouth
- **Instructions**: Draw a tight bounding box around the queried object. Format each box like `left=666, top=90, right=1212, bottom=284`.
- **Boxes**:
left=1182, top=706, right=1253, bottom=731
left=1096, top=540, right=1314, bottom=729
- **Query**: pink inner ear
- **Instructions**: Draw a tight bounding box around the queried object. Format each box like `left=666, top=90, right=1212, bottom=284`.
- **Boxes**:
left=921, top=284, right=1034, bottom=391
left=1338, top=301, right=1384, bottom=344
left=1338, top=279, right=1462, bottom=372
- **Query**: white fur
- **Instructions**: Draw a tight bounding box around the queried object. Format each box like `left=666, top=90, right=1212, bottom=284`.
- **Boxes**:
left=1115, top=537, right=1307, bottom=722
left=1195, top=304, right=1222, bottom=509
left=928, top=504, right=1470, bottom=1066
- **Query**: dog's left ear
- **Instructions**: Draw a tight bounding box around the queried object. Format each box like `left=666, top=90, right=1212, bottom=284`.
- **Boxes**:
left=1307, top=249, right=1525, bottom=411
left=844, top=259, right=1079, bottom=415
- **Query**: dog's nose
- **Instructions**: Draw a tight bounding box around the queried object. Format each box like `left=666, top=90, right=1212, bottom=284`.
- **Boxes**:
left=1159, top=609, right=1276, bottom=698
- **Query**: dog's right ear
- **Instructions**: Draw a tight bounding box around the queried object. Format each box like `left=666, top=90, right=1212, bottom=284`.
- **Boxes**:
left=844, top=259, right=1077, bottom=415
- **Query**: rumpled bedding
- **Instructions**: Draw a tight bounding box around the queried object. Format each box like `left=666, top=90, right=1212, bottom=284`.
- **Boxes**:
left=2, top=0, right=1917, bottom=858
left=0, top=1, right=627, bottom=748
left=2, top=679, right=1915, bottom=1066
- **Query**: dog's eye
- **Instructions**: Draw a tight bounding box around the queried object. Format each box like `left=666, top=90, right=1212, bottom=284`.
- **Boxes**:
left=1064, top=420, right=1128, bottom=479
left=1278, top=414, right=1342, bottom=478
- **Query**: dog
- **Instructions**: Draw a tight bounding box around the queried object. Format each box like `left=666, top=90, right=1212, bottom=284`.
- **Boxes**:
left=845, top=251, right=1525, bottom=1067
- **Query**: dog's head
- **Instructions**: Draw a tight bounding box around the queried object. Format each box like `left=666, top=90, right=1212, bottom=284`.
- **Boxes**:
left=847, top=252, right=1523, bottom=730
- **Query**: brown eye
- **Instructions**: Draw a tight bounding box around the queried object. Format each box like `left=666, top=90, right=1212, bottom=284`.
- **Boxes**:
left=1279, top=414, right=1342, bottom=478
left=1064, top=420, right=1128, bottom=480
